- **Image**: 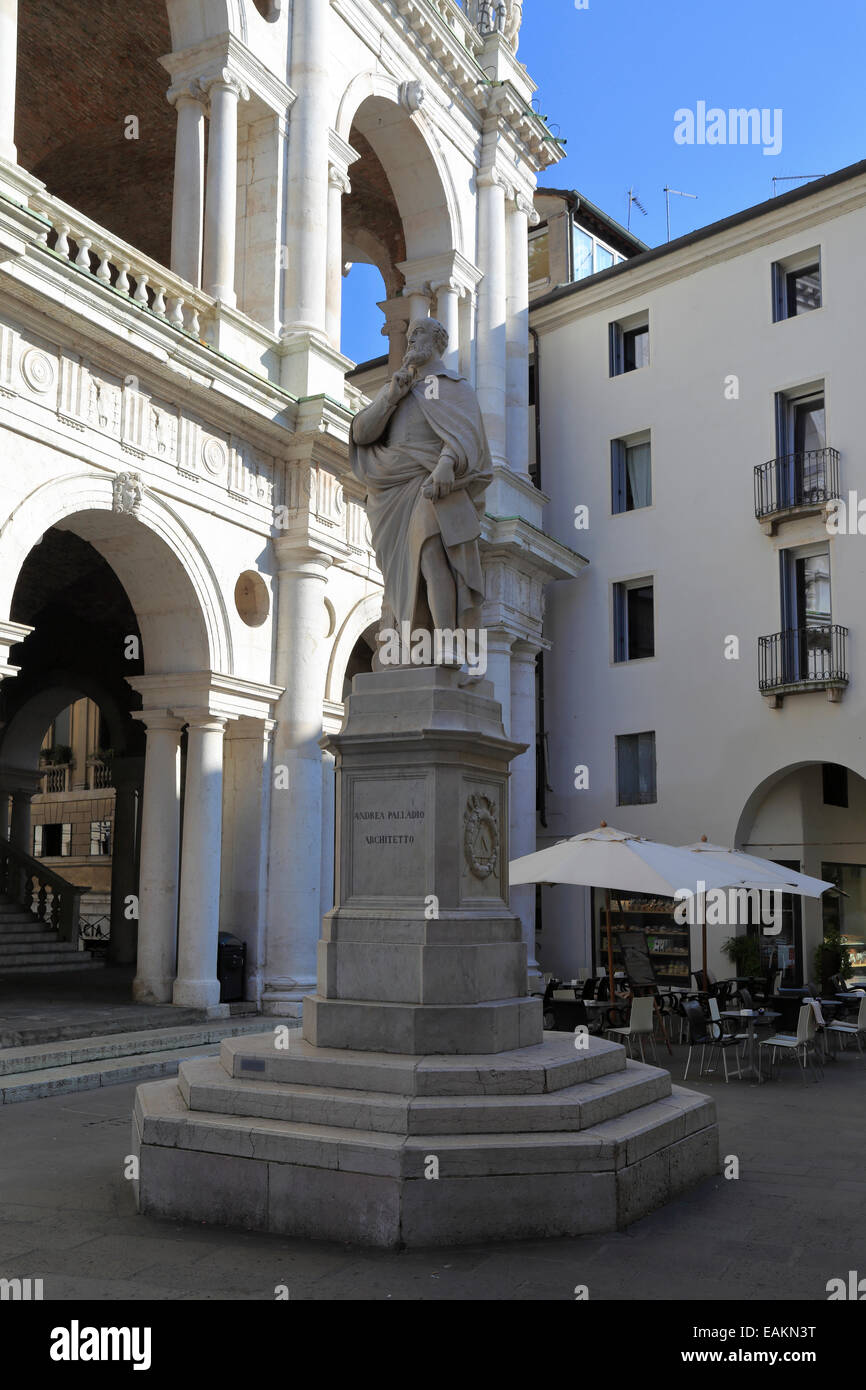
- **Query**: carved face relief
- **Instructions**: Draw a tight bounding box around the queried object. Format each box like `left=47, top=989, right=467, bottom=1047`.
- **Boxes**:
left=112, top=471, right=143, bottom=515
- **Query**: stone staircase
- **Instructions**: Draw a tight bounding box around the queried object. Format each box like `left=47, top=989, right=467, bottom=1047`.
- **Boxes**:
left=133, top=1028, right=719, bottom=1246
left=0, top=1017, right=297, bottom=1104
left=0, top=893, right=101, bottom=975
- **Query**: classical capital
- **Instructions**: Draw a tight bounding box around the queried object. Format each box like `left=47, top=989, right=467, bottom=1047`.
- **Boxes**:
left=431, top=277, right=463, bottom=299
left=401, top=283, right=433, bottom=306
left=199, top=69, right=250, bottom=103
left=477, top=167, right=512, bottom=195
left=166, top=80, right=208, bottom=109
left=173, top=709, right=230, bottom=733
left=512, top=191, right=539, bottom=223
left=328, top=165, right=352, bottom=196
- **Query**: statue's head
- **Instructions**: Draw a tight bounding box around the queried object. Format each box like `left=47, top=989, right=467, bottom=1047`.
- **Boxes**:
left=405, top=317, right=449, bottom=367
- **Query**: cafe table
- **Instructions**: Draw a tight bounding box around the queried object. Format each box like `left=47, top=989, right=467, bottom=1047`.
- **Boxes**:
left=720, top=1008, right=780, bottom=1084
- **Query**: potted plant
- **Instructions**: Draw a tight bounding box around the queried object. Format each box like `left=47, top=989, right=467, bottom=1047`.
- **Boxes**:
left=813, top=924, right=851, bottom=992
left=721, top=932, right=762, bottom=979
left=39, top=744, right=72, bottom=766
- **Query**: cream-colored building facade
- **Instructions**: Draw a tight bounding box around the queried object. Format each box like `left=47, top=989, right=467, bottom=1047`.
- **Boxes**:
left=532, top=162, right=866, bottom=988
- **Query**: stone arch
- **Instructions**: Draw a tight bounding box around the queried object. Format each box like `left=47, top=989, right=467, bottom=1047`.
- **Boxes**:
left=336, top=72, right=462, bottom=261
left=734, top=760, right=816, bottom=849
left=0, top=678, right=131, bottom=777
left=0, top=473, right=233, bottom=676
left=325, top=592, right=383, bottom=704
left=165, top=0, right=247, bottom=51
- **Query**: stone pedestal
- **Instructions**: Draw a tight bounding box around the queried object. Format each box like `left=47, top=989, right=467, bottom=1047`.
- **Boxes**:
left=303, top=666, right=539, bottom=1054
left=132, top=668, right=719, bottom=1247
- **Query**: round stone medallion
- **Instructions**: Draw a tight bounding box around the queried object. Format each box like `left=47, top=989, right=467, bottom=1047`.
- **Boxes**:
left=202, top=437, right=228, bottom=476
left=21, top=348, right=56, bottom=393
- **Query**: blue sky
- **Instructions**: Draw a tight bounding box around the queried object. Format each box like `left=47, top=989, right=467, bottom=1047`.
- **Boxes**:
left=342, top=0, right=866, bottom=362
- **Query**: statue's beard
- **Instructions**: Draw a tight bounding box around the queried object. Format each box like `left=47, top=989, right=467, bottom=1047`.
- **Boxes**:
left=403, top=346, right=433, bottom=375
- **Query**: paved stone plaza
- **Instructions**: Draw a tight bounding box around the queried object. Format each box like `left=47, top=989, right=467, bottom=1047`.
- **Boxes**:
left=0, top=1043, right=861, bottom=1301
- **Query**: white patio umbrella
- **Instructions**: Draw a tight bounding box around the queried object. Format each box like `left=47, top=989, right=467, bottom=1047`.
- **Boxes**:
left=678, top=837, right=833, bottom=985
left=510, top=824, right=764, bottom=1045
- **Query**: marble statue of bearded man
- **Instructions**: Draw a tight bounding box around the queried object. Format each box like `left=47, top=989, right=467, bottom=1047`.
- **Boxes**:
left=349, top=317, right=492, bottom=643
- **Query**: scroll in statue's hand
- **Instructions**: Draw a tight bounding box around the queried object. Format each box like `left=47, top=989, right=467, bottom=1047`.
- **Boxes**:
left=422, top=452, right=456, bottom=501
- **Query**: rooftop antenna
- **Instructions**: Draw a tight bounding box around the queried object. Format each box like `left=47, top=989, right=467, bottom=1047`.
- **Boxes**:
left=664, top=186, right=698, bottom=242
left=772, top=174, right=825, bottom=196
left=626, top=188, right=647, bottom=231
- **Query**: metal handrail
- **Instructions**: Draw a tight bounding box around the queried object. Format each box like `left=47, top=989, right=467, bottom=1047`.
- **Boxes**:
left=758, top=624, right=848, bottom=692
left=754, top=448, right=840, bottom=521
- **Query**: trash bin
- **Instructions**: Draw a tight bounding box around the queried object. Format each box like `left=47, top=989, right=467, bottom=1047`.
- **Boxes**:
left=217, top=932, right=246, bottom=1003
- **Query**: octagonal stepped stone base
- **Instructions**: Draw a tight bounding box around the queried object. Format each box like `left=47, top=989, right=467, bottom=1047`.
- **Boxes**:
left=132, top=1030, right=719, bottom=1248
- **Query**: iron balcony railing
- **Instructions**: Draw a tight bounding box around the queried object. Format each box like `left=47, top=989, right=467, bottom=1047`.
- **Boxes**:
left=754, top=448, right=840, bottom=522
left=758, top=624, right=848, bottom=693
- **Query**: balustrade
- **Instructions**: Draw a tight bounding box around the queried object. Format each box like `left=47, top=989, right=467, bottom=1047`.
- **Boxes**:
left=29, top=192, right=214, bottom=340
left=0, top=835, right=87, bottom=947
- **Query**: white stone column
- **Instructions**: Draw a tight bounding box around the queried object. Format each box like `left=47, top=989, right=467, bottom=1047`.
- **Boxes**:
left=506, top=192, right=536, bottom=477
left=320, top=747, right=336, bottom=917
left=0, top=790, right=11, bottom=839
left=510, top=640, right=542, bottom=986
left=263, top=545, right=332, bottom=1006
left=326, top=165, right=351, bottom=349
left=476, top=169, right=510, bottom=467
left=284, top=0, right=330, bottom=333
left=406, top=288, right=431, bottom=325
left=0, top=0, right=18, bottom=164
left=202, top=71, right=247, bottom=307
left=378, top=295, right=410, bottom=373
left=133, top=714, right=183, bottom=1005
left=219, top=718, right=274, bottom=1007
left=168, top=85, right=206, bottom=288
left=484, top=629, right=514, bottom=737
left=459, top=289, right=477, bottom=385
left=173, top=713, right=227, bottom=1010
left=433, top=280, right=461, bottom=372
left=108, top=756, right=143, bottom=967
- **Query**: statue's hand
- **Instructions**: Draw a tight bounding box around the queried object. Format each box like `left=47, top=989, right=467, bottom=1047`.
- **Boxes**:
left=388, top=369, right=414, bottom=404
left=423, top=458, right=456, bottom=500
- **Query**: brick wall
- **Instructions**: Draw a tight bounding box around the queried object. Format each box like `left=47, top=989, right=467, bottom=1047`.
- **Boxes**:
left=16, top=0, right=175, bottom=266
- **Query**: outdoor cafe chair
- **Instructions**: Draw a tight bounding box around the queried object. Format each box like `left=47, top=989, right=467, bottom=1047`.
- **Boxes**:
left=605, top=993, right=657, bottom=1063
left=708, top=996, right=748, bottom=1050
left=826, top=994, right=866, bottom=1059
left=673, top=989, right=703, bottom=1044
left=682, top=998, right=743, bottom=1082
left=757, top=1003, right=821, bottom=1084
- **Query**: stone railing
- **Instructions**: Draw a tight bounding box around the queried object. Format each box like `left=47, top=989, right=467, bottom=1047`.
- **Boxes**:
left=40, top=761, right=71, bottom=794
left=28, top=191, right=215, bottom=339
left=0, top=835, right=88, bottom=948
left=87, top=758, right=113, bottom=790
left=431, top=0, right=479, bottom=42
left=396, top=0, right=482, bottom=55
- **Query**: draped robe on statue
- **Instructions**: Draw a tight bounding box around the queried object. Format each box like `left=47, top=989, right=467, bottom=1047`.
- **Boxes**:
left=350, top=360, right=492, bottom=630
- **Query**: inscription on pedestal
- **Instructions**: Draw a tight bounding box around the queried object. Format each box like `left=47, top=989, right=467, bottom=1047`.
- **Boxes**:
left=349, top=776, right=428, bottom=898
